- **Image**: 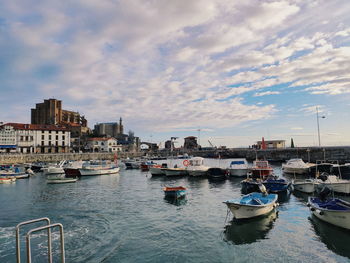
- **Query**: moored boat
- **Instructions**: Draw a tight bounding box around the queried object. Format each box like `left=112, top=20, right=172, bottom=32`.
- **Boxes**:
left=163, top=186, right=186, bottom=199
left=79, top=160, right=120, bottom=176
left=185, top=157, right=210, bottom=177
left=282, top=159, right=310, bottom=175
left=316, top=174, right=350, bottom=194
left=224, top=192, right=278, bottom=219
left=140, top=161, right=157, bottom=172
left=251, top=160, right=273, bottom=178
left=207, top=168, right=227, bottom=180
left=308, top=196, right=350, bottom=230
left=46, top=173, right=78, bottom=184
left=293, top=178, right=320, bottom=193
left=227, top=159, right=249, bottom=177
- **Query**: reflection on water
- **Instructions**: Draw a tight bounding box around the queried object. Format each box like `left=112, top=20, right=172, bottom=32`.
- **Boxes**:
left=309, top=215, right=350, bottom=259
left=223, top=210, right=278, bottom=245
left=292, top=190, right=311, bottom=203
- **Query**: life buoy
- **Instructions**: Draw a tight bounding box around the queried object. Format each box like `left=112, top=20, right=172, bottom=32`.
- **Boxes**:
left=183, top=160, right=190, bottom=167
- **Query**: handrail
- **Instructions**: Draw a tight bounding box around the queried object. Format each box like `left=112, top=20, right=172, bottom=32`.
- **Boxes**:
left=16, top=217, right=52, bottom=263
left=26, top=223, right=65, bottom=263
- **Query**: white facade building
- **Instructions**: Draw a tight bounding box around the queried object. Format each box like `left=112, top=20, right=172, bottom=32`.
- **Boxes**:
left=0, top=125, right=17, bottom=153
left=87, top=137, right=122, bottom=153
left=1, top=123, right=71, bottom=153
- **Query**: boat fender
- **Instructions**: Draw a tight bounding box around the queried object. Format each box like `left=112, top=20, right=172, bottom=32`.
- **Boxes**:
left=306, top=203, right=311, bottom=207
left=310, top=207, right=315, bottom=212
left=316, top=210, right=324, bottom=216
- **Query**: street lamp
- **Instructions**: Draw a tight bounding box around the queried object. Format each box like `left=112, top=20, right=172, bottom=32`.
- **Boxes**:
left=316, top=106, right=325, bottom=147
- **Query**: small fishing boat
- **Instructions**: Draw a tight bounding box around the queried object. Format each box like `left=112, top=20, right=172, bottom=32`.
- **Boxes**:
left=163, top=186, right=187, bottom=199
left=251, top=160, right=273, bottom=178
left=293, top=178, right=320, bottom=193
left=207, top=168, right=227, bottom=180
left=79, top=160, right=120, bottom=176
left=0, top=166, right=31, bottom=179
left=227, top=159, right=249, bottom=177
left=316, top=174, right=350, bottom=194
left=308, top=196, right=350, bottom=230
left=224, top=192, right=278, bottom=219
left=0, top=178, right=16, bottom=184
left=186, top=157, right=210, bottom=177
left=46, top=174, right=78, bottom=184
left=263, top=177, right=292, bottom=193
left=242, top=176, right=292, bottom=193
left=282, top=159, right=311, bottom=175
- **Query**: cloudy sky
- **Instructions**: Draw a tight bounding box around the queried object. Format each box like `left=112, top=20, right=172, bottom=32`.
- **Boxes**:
left=1, top=0, right=350, bottom=147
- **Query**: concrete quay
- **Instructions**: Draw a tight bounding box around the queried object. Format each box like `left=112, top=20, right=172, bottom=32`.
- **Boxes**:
left=188, top=146, right=350, bottom=163
left=0, top=152, right=143, bottom=165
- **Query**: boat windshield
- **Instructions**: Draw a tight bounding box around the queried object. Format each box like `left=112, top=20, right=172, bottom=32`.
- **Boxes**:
left=231, top=161, right=245, bottom=165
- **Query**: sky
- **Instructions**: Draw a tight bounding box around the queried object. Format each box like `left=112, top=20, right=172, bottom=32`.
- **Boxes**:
left=1, top=0, right=350, bottom=148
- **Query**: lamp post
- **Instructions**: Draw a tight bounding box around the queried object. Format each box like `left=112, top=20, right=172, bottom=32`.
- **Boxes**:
left=316, top=106, right=325, bottom=147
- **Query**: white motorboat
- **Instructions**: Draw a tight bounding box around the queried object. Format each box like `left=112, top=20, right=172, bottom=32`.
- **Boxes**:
left=227, top=159, right=249, bottom=177
left=186, top=157, right=210, bottom=176
left=46, top=173, right=78, bottom=184
left=316, top=175, right=350, bottom=194
left=45, top=160, right=66, bottom=175
left=282, top=159, right=311, bottom=175
left=293, top=178, right=320, bottom=193
left=79, top=160, right=120, bottom=176
left=308, top=196, right=350, bottom=230
left=224, top=192, right=278, bottom=219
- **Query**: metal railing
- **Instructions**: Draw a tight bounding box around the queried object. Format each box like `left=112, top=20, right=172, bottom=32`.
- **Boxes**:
left=16, top=217, right=65, bottom=263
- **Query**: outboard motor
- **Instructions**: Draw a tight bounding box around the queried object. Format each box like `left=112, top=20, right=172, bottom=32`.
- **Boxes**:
left=318, top=172, right=329, bottom=182
left=318, top=186, right=331, bottom=201
left=258, top=184, right=268, bottom=195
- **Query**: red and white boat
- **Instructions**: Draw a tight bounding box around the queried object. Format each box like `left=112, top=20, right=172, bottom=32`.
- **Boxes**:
left=251, top=160, right=273, bottom=178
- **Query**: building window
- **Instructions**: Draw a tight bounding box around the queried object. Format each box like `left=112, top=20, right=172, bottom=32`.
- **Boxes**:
left=41, top=141, right=44, bottom=146
left=42, top=135, right=44, bottom=140
left=49, top=135, right=51, bottom=140
left=49, top=141, right=51, bottom=146
left=26, top=136, right=29, bottom=141
left=56, top=135, right=58, bottom=140
left=56, top=141, right=58, bottom=146
left=20, top=136, right=24, bottom=141
left=49, top=131, right=51, bottom=134
left=30, top=136, right=33, bottom=141
left=62, top=136, right=65, bottom=140
left=62, top=141, right=65, bottom=146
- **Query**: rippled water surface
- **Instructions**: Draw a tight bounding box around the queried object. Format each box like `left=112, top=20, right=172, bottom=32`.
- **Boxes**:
left=1, top=159, right=350, bottom=263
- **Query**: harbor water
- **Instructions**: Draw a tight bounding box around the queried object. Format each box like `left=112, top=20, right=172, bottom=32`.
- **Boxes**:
left=1, top=159, right=350, bottom=262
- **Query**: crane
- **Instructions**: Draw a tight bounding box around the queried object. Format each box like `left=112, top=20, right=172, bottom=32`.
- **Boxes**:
left=208, top=140, right=216, bottom=148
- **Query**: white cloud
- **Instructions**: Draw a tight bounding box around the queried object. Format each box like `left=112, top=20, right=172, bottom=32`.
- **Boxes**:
left=254, top=91, right=280, bottom=97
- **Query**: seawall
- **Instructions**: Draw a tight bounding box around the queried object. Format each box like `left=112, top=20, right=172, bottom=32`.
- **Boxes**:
left=0, top=152, right=143, bottom=165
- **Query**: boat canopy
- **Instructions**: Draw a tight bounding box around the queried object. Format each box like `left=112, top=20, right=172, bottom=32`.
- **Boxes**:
left=230, top=161, right=245, bottom=165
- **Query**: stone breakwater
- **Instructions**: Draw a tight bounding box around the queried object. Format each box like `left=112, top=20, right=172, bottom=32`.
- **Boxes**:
left=0, top=152, right=143, bottom=164
left=188, top=146, right=350, bottom=163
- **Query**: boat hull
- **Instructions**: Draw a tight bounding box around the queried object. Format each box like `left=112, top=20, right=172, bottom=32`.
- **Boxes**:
left=293, top=181, right=318, bottom=193
left=79, top=167, right=120, bottom=176
left=64, top=168, right=81, bottom=178
left=317, top=182, right=350, bottom=194
left=47, top=178, right=78, bottom=184
left=164, top=169, right=188, bottom=176
left=149, top=167, right=165, bottom=176
left=227, top=168, right=248, bottom=177
left=282, top=167, right=309, bottom=175
left=187, top=169, right=208, bottom=177
left=0, top=178, right=16, bottom=184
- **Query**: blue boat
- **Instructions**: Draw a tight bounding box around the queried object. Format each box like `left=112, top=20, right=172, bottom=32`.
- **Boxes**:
left=224, top=192, right=278, bottom=219
left=163, top=186, right=186, bottom=199
left=308, top=197, right=350, bottom=230
left=263, top=178, right=292, bottom=193
left=241, top=177, right=292, bottom=194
